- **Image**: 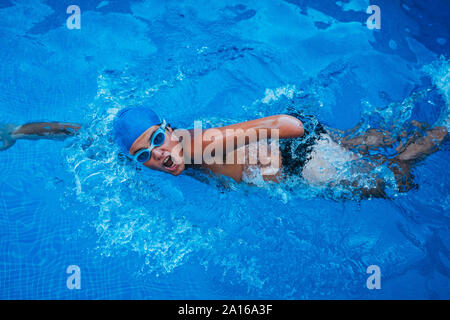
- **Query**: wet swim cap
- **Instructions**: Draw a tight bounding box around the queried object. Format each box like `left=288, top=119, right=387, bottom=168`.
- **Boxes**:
left=113, top=107, right=161, bottom=154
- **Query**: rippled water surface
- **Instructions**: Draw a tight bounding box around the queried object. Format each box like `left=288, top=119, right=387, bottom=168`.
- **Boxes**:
left=0, top=0, right=449, bottom=299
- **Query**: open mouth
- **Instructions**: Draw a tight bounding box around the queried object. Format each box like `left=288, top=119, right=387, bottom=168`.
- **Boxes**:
left=163, top=155, right=177, bottom=171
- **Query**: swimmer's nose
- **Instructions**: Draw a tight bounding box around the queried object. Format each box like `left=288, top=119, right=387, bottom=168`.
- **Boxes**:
left=151, top=147, right=164, bottom=161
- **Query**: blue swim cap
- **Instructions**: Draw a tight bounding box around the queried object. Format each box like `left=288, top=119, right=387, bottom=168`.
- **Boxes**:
left=113, top=107, right=161, bottom=154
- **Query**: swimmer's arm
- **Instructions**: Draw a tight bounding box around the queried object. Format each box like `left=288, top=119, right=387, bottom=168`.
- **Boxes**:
left=178, top=115, right=303, bottom=159
left=222, top=114, right=304, bottom=140
left=0, top=122, right=81, bottom=150
left=200, top=115, right=304, bottom=152
left=12, top=122, right=81, bottom=140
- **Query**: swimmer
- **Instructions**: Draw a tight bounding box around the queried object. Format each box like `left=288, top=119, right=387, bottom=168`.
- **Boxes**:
left=0, top=107, right=447, bottom=198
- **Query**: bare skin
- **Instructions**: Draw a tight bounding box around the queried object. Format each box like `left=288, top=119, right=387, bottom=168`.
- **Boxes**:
left=334, top=120, right=448, bottom=194
left=1, top=116, right=447, bottom=197
left=1, top=122, right=81, bottom=147
left=128, top=114, right=303, bottom=182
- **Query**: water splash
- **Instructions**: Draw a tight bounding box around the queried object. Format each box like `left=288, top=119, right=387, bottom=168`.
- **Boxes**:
left=59, top=53, right=449, bottom=296
left=423, top=56, right=450, bottom=130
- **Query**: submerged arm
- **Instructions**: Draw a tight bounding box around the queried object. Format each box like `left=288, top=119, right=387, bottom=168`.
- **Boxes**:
left=0, top=122, right=81, bottom=151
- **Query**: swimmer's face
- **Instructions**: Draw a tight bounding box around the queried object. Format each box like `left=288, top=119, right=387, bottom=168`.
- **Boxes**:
left=129, top=125, right=185, bottom=176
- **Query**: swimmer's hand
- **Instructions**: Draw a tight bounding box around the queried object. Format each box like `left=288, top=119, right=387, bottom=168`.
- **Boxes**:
left=0, top=122, right=81, bottom=151
left=0, top=124, right=17, bottom=151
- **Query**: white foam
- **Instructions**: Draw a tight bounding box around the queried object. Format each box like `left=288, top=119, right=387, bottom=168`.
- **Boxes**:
left=261, top=85, right=297, bottom=104
left=422, top=56, right=450, bottom=130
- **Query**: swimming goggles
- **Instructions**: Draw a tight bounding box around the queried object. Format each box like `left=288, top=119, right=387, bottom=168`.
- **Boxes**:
left=130, top=120, right=167, bottom=163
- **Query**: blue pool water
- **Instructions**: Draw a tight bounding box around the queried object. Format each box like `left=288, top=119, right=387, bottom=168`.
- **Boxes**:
left=0, top=0, right=449, bottom=299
